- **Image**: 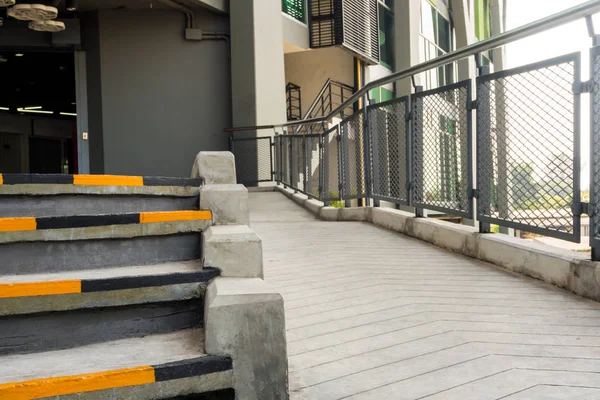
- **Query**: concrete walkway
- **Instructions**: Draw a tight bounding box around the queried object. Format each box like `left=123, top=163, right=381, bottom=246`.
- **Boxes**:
left=250, top=191, right=600, bottom=400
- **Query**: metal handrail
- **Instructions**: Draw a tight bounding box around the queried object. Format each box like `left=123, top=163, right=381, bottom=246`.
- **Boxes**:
left=224, top=0, right=600, bottom=133
left=302, top=78, right=333, bottom=121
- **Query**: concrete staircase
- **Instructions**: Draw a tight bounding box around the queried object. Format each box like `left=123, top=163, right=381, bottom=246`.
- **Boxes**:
left=0, top=173, right=235, bottom=399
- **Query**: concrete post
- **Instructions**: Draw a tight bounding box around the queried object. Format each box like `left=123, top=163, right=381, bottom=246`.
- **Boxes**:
left=204, top=278, right=289, bottom=400
left=453, top=0, right=478, bottom=227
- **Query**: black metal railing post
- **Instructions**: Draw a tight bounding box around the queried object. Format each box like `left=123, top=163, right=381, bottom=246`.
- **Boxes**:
left=412, top=85, right=425, bottom=218
left=477, top=62, right=492, bottom=233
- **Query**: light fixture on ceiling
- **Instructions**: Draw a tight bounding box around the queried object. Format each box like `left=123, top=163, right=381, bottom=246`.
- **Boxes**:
left=0, top=0, right=15, bottom=7
left=15, top=53, right=23, bottom=57
left=0, top=107, right=10, bottom=111
left=65, top=0, right=77, bottom=12
left=29, top=20, right=65, bottom=32
left=17, top=107, right=54, bottom=114
left=7, top=4, right=58, bottom=21
left=59, top=112, right=76, bottom=116
left=0, top=56, right=7, bottom=63
left=24, top=106, right=42, bottom=110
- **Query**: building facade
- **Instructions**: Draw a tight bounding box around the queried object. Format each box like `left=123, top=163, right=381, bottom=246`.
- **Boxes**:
left=0, top=0, right=502, bottom=177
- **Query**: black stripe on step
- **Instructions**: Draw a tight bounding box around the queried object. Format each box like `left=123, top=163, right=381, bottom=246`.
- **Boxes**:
left=1, top=173, right=74, bottom=185
left=81, top=267, right=221, bottom=292
left=142, top=177, right=204, bottom=187
left=153, top=356, right=233, bottom=382
left=36, top=213, right=141, bottom=230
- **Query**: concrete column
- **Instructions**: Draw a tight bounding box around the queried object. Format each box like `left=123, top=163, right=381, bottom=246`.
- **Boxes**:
left=453, top=0, right=479, bottom=227
left=453, top=0, right=477, bottom=82
left=394, top=0, right=422, bottom=97
left=230, top=0, right=287, bottom=128
left=490, top=0, right=514, bottom=236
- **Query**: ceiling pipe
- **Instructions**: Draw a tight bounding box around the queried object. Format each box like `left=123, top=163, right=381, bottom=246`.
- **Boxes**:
left=156, top=0, right=195, bottom=29
left=156, top=0, right=229, bottom=43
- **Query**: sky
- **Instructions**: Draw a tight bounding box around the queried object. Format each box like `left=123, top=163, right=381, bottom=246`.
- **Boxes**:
left=505, top=0, right=593, bottom=189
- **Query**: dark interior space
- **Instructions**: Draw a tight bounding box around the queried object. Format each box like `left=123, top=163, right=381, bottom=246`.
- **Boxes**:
left=0, top=50, right=77, bottom=173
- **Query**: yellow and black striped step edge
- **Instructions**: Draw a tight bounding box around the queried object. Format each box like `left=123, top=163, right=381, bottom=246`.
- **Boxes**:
left=0, top=267, right=220, bottom=299
left=0, top=210, right=212, bottom=233
left=0, top=356, right=232, bottom=399
left=0, top=173, right=202, bottom=187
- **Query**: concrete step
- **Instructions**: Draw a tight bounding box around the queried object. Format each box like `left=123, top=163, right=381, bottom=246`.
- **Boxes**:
left=0, top=329, right=233, bottom=399
left=0, top=173, right=203, bottom=217
left=0, top=210, right=212, bottom=274
left=0, top=262, right=220, bottom=356
left=0, top=260, right=218, bottom=315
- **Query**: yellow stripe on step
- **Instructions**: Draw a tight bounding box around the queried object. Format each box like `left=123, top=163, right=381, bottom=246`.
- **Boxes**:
left=0, top=217, right=36, bottom=232
left=0, top=366, right=155, bottom=400
left=139, top=210, right=212, bottom=224
left=0, top=281, right=81, bottom=299
left=73, top=175, right=144, bottom=187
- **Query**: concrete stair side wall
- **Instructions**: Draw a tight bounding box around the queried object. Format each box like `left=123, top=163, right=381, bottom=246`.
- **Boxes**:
left=194, top=152, right=289, bottom=400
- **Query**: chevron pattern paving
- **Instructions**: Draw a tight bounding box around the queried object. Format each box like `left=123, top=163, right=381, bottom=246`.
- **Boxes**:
left=249, top=192, right=600, bottom=400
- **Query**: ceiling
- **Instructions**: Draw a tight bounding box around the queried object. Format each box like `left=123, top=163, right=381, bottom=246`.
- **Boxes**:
left=0, top=51, right=75, bottom=115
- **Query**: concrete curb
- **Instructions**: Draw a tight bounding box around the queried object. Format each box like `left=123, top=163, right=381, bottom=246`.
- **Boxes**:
left=273, top=185, right=600, bottom=302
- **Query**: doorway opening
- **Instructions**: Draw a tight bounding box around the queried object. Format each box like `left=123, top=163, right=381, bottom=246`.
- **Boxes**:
left=0, top=51, right=77, bottom=174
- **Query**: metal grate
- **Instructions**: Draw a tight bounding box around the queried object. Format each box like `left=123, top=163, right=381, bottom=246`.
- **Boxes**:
left=367, top=96, right=409, bottom=205
left=231, top=137, right=273, bottom=185
left=308, top=0, right=341, bottom=48
left=282, top=0, right=306, bottom=22
left=412, top=80, right=472, bottom=217
left=592, top=47, right=600, bottom=248
left=340, top=112, right=366, bottom=200
left=341, top=0, right=379, bottom=64
left=308, top=0, right=379, bottom=64
left=286, top=82, right=302, bottom=121
left=322, top=125, right=341, bottom=202
left=477, top=53, right=580, bottom=241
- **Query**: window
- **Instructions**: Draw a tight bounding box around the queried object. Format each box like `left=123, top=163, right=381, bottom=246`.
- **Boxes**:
left=369, top=87, right=394, bottom=104
left=282, top=0, right=305, bottom=23
left=419, top=0, right=456, bottom=89
left=378, top=0, right=394, bottom=70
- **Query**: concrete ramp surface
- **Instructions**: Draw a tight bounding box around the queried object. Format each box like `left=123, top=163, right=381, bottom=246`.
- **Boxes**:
left=250, top=191, right=600, bottom=400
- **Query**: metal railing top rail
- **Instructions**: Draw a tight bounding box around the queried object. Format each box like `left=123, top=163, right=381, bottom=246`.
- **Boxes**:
left=224, top=0, right=600, bottom=134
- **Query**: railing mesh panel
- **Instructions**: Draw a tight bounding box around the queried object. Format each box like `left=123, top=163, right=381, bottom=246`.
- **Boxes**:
left=231, top=137, right=273, bottom=185
left=322, top=126, right=341, bottom=202
left=412, top=81, right=471, bottom=216
left=477, top=55, right=578, bottom=239
left=592, top=48, right=600, bottom=244
left=340, top=112, right=366, bottom=199
left=368, top=97, right=409, bottom=204
left=305, top=135, right=322, bottom=198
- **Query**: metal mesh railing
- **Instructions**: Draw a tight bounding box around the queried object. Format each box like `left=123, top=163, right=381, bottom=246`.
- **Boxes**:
left=412, top=80, right=472, bottom=217
left=591, top=46, right=600, bottom=249
left=340, top=112, right=366, bottom=200
left=477, top=53, right=580, bottom=241
left=231, top=137, right=273, bottom=185
left=367, top=96, right=409, bottom=205
left=322, top=126, right=342, bottom=202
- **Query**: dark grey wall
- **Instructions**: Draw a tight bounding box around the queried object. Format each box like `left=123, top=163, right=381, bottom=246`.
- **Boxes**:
left=85, top=8, right=231, bottom=177
left=81, top=11, right=105, bottom=174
